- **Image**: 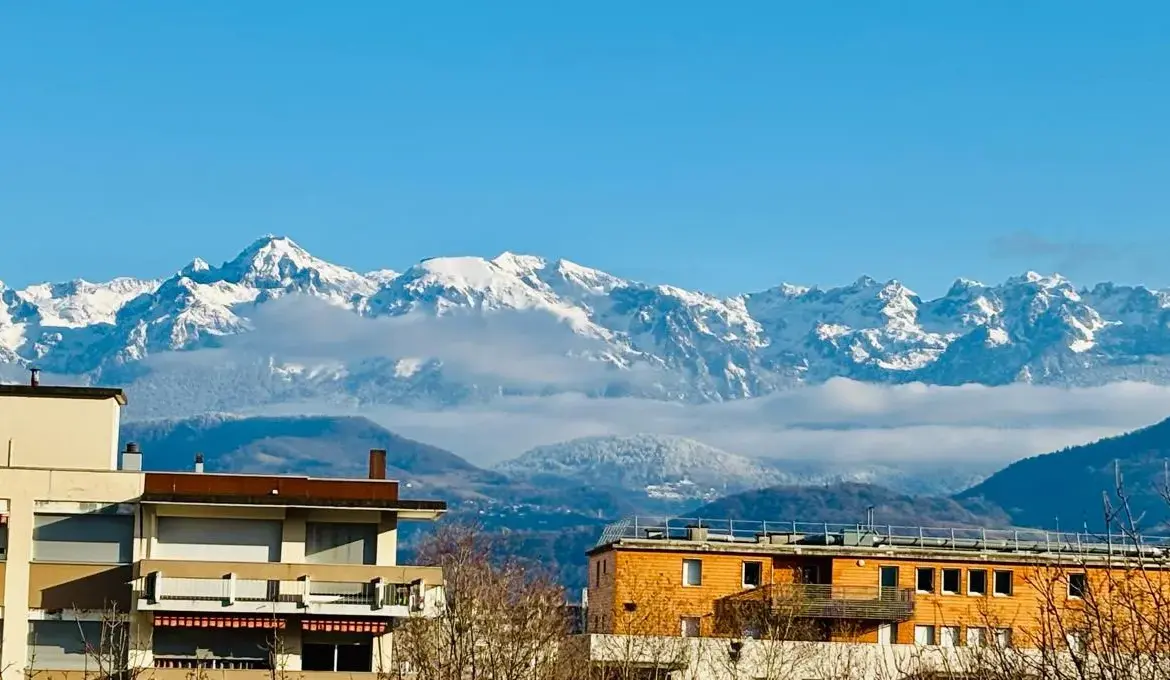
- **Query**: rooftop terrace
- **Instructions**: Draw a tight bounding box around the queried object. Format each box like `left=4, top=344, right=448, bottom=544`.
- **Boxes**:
left=594, top=516, right=1170, bottom=560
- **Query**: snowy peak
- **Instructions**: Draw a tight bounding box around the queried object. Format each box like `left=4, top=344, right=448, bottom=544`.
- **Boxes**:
left=201, top=235, right=374, bottom=303
left=496, top=433, right=787, bottom=501
left=16, top=277, right=159, bottom=328
left=180, top=258, right=211, bottom=277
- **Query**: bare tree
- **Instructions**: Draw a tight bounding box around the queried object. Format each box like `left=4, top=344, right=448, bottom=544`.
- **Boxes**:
left=392, top=522, right=578, bottom=680
left=74, top=604, right=152, bottom=680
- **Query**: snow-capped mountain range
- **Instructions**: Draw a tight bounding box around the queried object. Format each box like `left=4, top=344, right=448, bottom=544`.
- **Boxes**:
left=4, top=235, right=1170, bottom=416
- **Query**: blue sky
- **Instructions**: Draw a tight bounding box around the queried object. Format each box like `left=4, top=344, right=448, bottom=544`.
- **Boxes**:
left=2, top=2, right=1168, bottom=296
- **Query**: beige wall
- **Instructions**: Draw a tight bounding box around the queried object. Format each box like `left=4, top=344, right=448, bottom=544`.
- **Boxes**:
left=0, top=466, right=146, bottom=680
left=142, top=504, right=401, bottom=566
left=0, top=395, right=121, bottom=471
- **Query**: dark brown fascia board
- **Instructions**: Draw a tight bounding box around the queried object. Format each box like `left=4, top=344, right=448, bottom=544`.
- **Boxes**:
left=0, top=384, right=127, bottom=405
left=139, top=492, right=447, bottom=512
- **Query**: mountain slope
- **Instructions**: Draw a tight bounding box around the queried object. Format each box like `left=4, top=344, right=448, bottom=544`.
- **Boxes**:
left=958, top=417, right=1170, bottom=531
left=691, top=482, right=1012, bottom=528
left=498, top=433, right=991, bottom=504
left=118, top=413, right=637, bottom=515
left=6, top=235, right=1170, bottom=417
left=498, top=434, right=787, bottom=503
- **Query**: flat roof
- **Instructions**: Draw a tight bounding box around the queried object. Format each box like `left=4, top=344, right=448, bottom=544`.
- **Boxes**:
left=0, top=384, right=127, bottom=405
left=142, top=471, right=447, bottom=514
left=590, top=516, right=1170, bottom=566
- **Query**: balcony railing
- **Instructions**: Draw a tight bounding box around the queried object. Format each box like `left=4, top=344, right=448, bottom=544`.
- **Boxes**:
left=718, top=583, right=916, bottom=622
left=135, top=572, right=430, bottom=615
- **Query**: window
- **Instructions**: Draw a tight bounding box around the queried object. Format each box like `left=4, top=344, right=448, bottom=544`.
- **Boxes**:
left=914, top=625, right=936, bottom=646
left=995, top=628, right=1013, bottom=647
left=966, top=627, right=987, bottom=647
left=941, top=568, right=960, bottom=595
left=993, top=570, right=1013, bottom=596
left=799, top=565, right=820, bottom=584
left=1067, top=631, right=1084, bottom=654
left=916, top=567, right=935, bottom=593
left=680, top=617, right=700, bottom=638
left=156, top=517, right=281, bottom=562
left=968, top=569, right=987, bottom=596
left=302, top=632, right=374, bottom=672
left=306, top=522, right=377, bottom=565
left=1069, top=573, right=1087, bottom=599
left=28, top=621, right=106, bottom=670
left=878, top=623, right=897, bottom=646
left=742, top=561, right=763, bottom=588
left=682, top=559, right=702, bottom=587
left=940, top=626, right=960, bottom=648
left=33, top=513, right=134, bottom=564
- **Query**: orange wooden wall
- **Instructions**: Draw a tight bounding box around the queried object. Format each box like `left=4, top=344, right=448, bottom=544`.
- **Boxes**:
left=588, top=545, right=1170, bottom=649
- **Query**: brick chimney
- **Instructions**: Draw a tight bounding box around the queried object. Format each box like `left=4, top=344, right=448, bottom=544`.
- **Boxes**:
left=369, top=449, right=387, bottom=480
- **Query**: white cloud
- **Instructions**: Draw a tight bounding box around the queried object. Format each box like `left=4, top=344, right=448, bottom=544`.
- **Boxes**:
left=251, top=378, right=1170, bottom=476
left=149, top=295, right=655, bottom=392
left=132, top=295, right=1170, bottom=481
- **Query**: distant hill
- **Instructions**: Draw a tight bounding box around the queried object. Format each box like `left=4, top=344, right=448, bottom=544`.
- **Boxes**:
left=958, top=417, right=1170, bottom=531
left=119, top=413, right=634, bottom=515
left=689, top=482, right=1013, bottom=529
left=497, top=434, right=790, bottom=504
left=497, top=433, right=990, bottom=509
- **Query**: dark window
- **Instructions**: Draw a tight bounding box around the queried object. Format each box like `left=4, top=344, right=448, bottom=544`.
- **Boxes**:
left=969, top=569, right=987, bottom=595
left=1069, top=573, right=1088, bottom=598
left=742, top=561, right=763, bottom=588
left=916, top=567, right=935, bottom=593
left=994, top=570, right=1013, bottom=596
left=941, top=568, right=960, bottom=594
left=799, top=565, right=820, bottom=584
left=595, top=560, right=601, bottom=586
left=302, top=633, right=373, bottom=672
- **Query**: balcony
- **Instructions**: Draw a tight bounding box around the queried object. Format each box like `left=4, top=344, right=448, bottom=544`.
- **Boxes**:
left=131, top=560, right=443, bottom=618
left=718, top=583, right=915, bottom=623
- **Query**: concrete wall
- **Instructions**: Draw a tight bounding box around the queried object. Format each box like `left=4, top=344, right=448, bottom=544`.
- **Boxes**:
left=0, top=395, right=121, bottom=471
left=582, top=634, right=1065, bottom=680
left=0, top=467, right=146, bottom=680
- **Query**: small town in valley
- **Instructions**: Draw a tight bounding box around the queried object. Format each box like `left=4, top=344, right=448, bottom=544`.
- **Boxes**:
left=2, top=376, right=1167, bottom=680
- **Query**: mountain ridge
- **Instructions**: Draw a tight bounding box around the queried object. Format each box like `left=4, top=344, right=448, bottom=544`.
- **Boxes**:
left=6, top=235, right=1170, bottom=417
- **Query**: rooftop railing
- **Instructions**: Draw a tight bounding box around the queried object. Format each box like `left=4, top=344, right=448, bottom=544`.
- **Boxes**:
left=595, top=516, right=1170, bottom=558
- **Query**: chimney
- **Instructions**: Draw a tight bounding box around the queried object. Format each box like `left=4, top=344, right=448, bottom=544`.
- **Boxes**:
left=368, top=449, right=387, bottom=480
left=121, top=442, right=142, bottom=472
left=194, top=452, right=204, bottom=474
left=29, top=367, right=40, bottom=387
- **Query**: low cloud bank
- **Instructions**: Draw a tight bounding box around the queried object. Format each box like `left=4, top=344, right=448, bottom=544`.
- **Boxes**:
left=254, top=379, right=1170, bottom=471
left=137, top=296, right=1170, bottom=472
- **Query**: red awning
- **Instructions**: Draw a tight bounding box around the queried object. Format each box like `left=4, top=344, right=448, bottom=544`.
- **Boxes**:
left=153, top=615, right=285, bottom=629
left=301, top=619, right=389, bottom=634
